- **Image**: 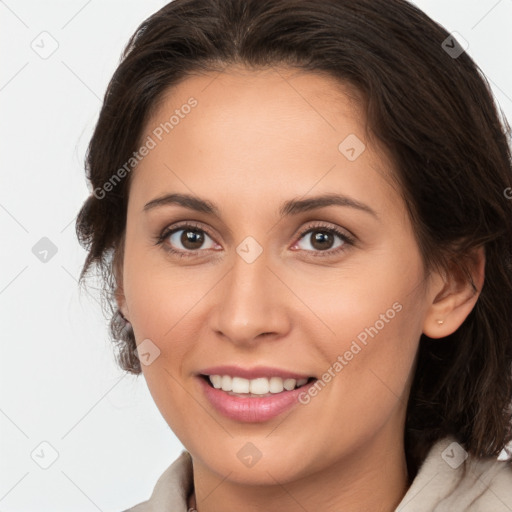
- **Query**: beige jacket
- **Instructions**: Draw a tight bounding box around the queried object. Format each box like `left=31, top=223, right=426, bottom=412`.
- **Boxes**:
left=124, top=436, right=512, bottom=511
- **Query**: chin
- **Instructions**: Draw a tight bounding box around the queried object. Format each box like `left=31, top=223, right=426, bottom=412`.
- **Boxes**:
left=188, top=438, right=316, bottom=485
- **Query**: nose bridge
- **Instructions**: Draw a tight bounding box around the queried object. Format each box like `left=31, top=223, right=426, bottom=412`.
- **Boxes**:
left=212, top=245, right=289, bottom=343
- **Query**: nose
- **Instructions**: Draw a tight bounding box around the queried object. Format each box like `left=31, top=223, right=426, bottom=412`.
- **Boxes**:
left=209, top=249, right=291, bottom=346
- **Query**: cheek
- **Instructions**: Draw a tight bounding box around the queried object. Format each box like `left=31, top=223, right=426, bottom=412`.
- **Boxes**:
left=293, top=245, right=424, bottom=353
left=125, top=270, right=208, bottom=382
left=317, top=322, right=419, bottom=455
left=122, top=228, right=212, bottom=344
left=299, top=250, right=425, bottom=410
left=123, top=256, right=212, bottom=439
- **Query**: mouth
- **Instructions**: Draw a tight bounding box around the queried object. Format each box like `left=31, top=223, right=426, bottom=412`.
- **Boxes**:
left=199, top=374, right=317, bottom=398
left=196, top=365, right=319, bottom=422
left=198, top=373, right=318, bottom=422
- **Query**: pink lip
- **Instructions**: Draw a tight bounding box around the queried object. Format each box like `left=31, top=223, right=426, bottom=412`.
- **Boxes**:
left=198, top=365, right=313, bottom=380
left=198, top=376, right=316, bottom=423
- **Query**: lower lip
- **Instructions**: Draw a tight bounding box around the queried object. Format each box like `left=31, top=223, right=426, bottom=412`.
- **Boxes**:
left=198, top=377, right=315, bottom=423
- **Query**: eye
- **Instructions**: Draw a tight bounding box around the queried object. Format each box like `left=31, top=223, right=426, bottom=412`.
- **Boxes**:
left=292, top=223, right=354, bottom=256
left=155, top=222, right=219, bottom=257
left=155, top=221, right=355, bottom=259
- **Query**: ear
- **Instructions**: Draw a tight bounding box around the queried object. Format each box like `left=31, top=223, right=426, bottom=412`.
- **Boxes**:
left=115, top=284, right=129, bottom=321
left=422, top=246, right=485, bottom=339
left=113, top=234, right=130, bottom=321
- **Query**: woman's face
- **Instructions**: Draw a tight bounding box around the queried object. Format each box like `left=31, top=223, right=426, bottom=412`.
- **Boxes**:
left=118, top=66, right=435, bottom=484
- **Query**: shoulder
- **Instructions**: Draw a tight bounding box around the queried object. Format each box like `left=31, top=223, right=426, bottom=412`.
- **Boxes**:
left=397, top=437, right=512, bottom=512
left=121, top=450, right=193, bottom=512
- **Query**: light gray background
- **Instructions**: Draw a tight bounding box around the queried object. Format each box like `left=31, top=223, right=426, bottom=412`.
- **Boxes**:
left=1, top=1, right=511, bottom=510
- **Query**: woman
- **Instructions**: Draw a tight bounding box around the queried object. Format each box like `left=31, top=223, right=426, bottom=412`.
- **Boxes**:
left=75, top=0, right=512, bottom=510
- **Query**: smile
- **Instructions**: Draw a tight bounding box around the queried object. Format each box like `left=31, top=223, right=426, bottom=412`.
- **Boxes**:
left=206, top=374, right=311, bottom=396
left=198, top=370, right=317, bottom=422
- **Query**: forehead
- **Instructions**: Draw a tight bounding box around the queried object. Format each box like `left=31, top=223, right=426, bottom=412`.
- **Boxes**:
left=129, top=66, right=399, bottom=218
left=149, top=65, right=366, bottom=142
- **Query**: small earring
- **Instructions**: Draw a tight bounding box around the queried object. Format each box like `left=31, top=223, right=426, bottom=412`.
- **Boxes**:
left=437, top=319, right=444, bottom=325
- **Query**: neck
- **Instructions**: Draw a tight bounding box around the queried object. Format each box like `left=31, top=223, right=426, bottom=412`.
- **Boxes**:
left=188, top=432, right=410, bottom=512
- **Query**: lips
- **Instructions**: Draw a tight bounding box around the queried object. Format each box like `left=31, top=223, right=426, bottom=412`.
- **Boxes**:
left=197, top=365, right=317, bottom=422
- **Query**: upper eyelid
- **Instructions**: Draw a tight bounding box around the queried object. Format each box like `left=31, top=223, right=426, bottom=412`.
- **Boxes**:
left=298, top=222, right=354, bottom=239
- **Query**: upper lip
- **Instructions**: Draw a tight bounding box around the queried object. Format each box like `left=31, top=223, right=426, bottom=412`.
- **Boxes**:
left=198, top=365, right=314, bottom=380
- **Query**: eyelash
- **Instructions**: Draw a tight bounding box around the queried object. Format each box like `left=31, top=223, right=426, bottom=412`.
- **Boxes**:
left=154, top=221, right=355, bottom=259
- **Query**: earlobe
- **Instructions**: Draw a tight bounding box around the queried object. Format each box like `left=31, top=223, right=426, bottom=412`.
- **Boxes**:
left=422, top=246, right=485, bottom=339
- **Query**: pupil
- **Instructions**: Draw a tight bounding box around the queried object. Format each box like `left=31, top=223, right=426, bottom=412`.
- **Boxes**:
left=182, top=229, right=204, bottom=249
left=312, top=231, right=333, bottom=250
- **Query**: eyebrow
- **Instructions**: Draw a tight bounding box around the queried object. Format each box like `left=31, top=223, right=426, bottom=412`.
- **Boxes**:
left=143, top=192, right=378, bottom=218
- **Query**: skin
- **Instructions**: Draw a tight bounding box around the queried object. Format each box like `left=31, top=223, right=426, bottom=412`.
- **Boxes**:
left=116, top=66, right=484, bottom=512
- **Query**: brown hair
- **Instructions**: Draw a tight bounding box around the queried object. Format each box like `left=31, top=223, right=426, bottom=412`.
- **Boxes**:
left=75, top=0, right=512, bottom=477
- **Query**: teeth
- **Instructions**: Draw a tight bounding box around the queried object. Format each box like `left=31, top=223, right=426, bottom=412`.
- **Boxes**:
left=210, top=375, right=222, bottom=389
left=250, top=377, right=270, bottom=394
left=221, top=375, right=232, bottom=391
left=283, top=378, right=296, bottom=391
left=232, top=376, right=250, bottom=393
left=208, top=375, right=310, bottom=394
left=269, top=376, right=284, bottom=393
